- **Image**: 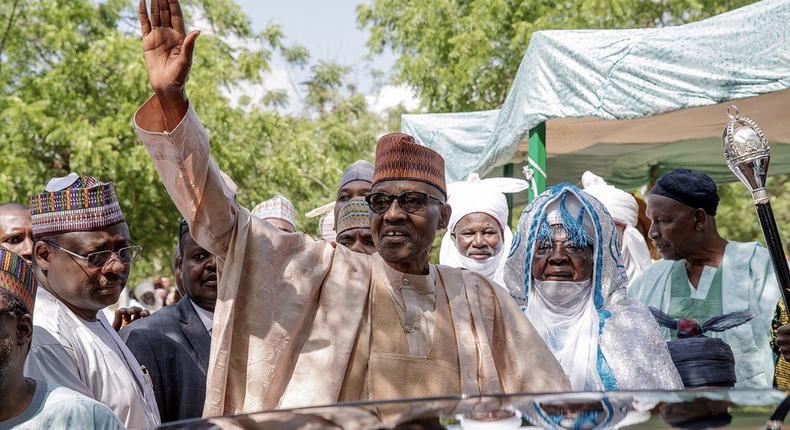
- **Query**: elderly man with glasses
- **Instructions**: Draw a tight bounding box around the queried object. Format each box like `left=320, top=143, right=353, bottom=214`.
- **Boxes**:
left=24, top=173, right=161, bottom=429
left=132, top=0, right=568, bottom=416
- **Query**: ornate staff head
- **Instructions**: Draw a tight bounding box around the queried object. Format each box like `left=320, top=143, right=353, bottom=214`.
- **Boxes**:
left=722, top=105, right=770, bottom=204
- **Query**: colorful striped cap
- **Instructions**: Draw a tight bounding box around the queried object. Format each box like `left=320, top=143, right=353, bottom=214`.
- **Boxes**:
left=252, top=194, right=297, bottom=230
left=373, top=133, right=446, bottom=197
left=0, top=248, right=37, bottom=313
left=336, top=197, right=370, bottom=235
left=29, top=173, right=125, bottom=240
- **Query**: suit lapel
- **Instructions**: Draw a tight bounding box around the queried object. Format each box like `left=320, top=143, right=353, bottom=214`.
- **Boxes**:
left=177, top=298, right=212, bottom=372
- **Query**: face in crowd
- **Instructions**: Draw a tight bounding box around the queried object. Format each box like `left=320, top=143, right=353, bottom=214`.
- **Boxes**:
left=531, top=225, right=593, bottom=282
left=177, top=231, right=218, bottom=312
left=336, top=228, right=376, bottom=255
left=335, top=179, right=372, bottom=222
left=32, top=223, right=137, bottom=320
left=451, top=212, right=503, bottom=262
left=646, top=194, right=707, bottom=261
left=368, top=180, right=451, bottom=274
left=0, top=204, right=33, bottom=263
left=139, top=290, right=157, bottom=307
left=0, top=289, right=33, bottom=388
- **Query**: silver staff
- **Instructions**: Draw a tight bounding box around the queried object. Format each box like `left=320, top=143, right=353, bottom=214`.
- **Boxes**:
left=722, top=106, right=790, bottom=312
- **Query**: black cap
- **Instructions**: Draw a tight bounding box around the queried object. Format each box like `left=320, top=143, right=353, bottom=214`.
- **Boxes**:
left=651, top=169, right=719, bottom=215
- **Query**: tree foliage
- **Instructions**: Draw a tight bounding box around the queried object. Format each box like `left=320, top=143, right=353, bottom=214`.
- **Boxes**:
left=358, top=0, right=757, bottom=113
left=716, top=177, right=790, bottom=247
left=358, top=0, right=784, bottom=246
left=0, top=0, right=380, bottom=280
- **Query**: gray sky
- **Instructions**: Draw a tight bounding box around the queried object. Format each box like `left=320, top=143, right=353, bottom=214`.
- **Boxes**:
left=234, top=0, right=415, bottom=112
left=235, top=0, right=393, bottom=70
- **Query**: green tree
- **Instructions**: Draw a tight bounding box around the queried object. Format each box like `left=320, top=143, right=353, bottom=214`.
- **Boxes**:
left=0, top=0, right=381, bottom=281
left=358, top=0, right=757, bottom=113
left=358, top=0, right=784, bottom=248
left=716, top=177, right=790, bottom=247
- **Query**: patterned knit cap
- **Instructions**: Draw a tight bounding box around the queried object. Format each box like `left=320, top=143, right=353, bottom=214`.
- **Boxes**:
left=251, top=194, right=297, bottom=230
left=336, top=197, right=371, bottom=235
left=338, top=160, right=374, bottom=192
left=0, top=248, right=37, bottom=314
left=29, top=173, right=125, bottom=240
left=373, top=133, right=447, bottom=197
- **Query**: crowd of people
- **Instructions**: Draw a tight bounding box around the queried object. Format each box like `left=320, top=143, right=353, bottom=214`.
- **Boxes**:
left=0, top=0, right=788, bottom=429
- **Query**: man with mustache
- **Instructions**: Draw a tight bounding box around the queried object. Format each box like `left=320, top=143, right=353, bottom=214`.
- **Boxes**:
left=439, top=174, right=529, bottom=288
left=133, top=0, right=568, bottom=416
left=23, top=173, right=160, bottom=429
left=0, top=248, right=124, bottom=429
left=122, top=220, right=217, bottom=422
left=629, top=168, right=780, bottom=388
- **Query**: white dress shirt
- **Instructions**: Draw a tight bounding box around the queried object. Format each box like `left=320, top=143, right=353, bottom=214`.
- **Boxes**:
left=190, top=299, right=214, bottom=334
left=25, top=288, right=161, bottom=429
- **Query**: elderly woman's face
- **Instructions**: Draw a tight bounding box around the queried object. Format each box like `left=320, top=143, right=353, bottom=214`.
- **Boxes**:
left=531, top=225, right=593, bottom=282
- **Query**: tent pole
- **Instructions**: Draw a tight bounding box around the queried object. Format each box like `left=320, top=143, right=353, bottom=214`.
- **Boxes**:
left=528, top=122, right=547, bottom=201
left=503, top=163, right=515, bottom=228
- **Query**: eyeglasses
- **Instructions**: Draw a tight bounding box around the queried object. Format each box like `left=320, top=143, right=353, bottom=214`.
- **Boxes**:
left=44, top=240, right=142, bottom=268
left=365, top=191, right=444, bottom=214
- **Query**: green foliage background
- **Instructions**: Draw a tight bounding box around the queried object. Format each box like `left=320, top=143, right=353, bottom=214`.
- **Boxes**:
left=358, top=0, right=787, bottom=249
left=358, top=0, right=758, bottom=112
left=0, top=0, right=382, bottom=281
left=0, top=0, right=785, bottom=289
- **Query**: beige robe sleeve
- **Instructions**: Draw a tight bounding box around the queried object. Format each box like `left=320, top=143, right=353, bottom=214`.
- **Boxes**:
left=133, top=98, right=372, bottom=416
left=133, top=97, right=238, bottom=258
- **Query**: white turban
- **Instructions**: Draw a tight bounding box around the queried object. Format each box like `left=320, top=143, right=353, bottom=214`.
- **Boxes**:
left=306, top=201, right=336, bottom=242
left=581, top=171, right=651, bottom=286
left=581, top=171, right=638, bottom=227
left=133, top=281, right=162, bottom=312
left=439, top=174, right=529, bottom=287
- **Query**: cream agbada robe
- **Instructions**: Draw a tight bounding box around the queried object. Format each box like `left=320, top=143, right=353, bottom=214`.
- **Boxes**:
left=134, top=98, right=569, bottom=417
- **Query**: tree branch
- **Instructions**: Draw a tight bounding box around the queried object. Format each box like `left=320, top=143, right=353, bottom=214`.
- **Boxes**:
left=0, top=0, right=21, bottom=64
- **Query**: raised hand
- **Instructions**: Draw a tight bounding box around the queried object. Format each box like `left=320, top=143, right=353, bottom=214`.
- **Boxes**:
left=139, top=0, right=199, bottom=127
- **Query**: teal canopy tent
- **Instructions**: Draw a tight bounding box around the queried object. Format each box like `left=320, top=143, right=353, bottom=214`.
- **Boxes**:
left=401, top=0, right=790, bottom=203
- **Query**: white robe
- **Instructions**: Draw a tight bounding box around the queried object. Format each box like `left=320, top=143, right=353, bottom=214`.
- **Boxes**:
left=25, top=288, right=161, bottom=429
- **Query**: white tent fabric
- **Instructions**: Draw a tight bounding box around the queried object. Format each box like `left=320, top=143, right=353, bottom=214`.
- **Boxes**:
left=401, top=0, right=790, bottom=185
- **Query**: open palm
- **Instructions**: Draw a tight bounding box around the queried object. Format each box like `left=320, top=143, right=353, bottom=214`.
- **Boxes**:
left=139, top=0, right=199, bottom=96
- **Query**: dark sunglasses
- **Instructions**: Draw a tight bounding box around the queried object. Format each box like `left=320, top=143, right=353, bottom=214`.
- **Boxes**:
left=44, top=240, right=142, bottom=268
left=365, top=191, right=444, bottom=214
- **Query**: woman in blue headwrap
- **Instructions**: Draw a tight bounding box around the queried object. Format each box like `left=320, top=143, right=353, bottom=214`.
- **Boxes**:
left=505, top=184, right=682, bottom=391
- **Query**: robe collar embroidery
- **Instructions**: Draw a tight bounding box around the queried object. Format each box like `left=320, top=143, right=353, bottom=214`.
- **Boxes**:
left=382, top=262, right=438, bottom=357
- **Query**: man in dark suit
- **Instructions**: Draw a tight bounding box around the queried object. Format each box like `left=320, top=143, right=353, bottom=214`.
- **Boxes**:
left=121, top=220, right=217, bottom=422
